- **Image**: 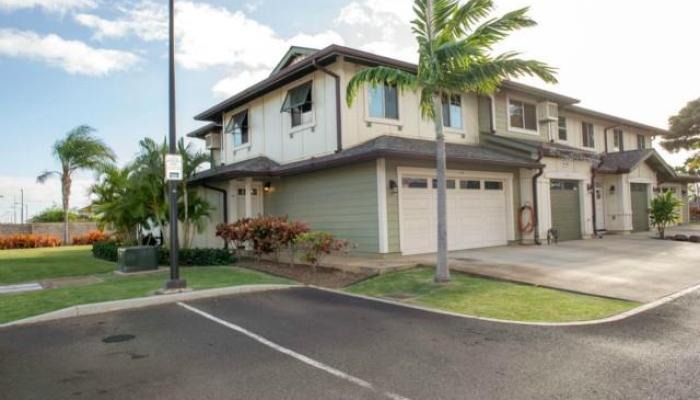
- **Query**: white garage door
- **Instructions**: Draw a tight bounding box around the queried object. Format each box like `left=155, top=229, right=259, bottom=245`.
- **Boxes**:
left=399, top=173, right=509, bottom=255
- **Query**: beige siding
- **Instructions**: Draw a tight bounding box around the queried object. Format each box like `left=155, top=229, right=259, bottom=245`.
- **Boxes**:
left=492, top=91, right=550, bottom=141
left=264, top=162, right=379, bottom=253
left=189, top=184, right=227, bottom=249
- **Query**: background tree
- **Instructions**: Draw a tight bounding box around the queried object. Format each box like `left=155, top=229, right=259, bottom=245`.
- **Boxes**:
left=30, top=206, right=92, bottom=223
left=91, top=165, right=145, bottom=243
left=346, top=0, right=556, bottom=282
left=661, top=97, right=700, bottom=156
left=177, top=137, right=210, bottom=248
left=37, top=126, right=115, bottom=244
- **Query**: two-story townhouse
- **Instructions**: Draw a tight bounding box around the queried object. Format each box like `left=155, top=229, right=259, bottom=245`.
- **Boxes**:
left=186, top=45, right=697, bottom=254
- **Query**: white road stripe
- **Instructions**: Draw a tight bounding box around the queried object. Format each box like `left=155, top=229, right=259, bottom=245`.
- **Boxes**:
left=177, top=302, right=411, bottom=400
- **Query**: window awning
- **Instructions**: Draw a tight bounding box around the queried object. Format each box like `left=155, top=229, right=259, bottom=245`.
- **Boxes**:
left=224, top=111, right=247, bottom=133
left=280, top=81, right=312, bottom=112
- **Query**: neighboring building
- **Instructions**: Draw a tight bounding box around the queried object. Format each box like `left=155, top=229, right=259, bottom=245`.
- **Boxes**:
left=187, top=45, right=698, bottom=254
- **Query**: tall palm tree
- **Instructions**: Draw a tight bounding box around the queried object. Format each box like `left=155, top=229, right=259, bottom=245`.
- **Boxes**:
left=38, top=126, right=116, bottom=244
left=347, top=0, right=557, bottom=282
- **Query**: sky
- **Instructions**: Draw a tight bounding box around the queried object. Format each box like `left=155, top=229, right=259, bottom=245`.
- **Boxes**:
left=0, top=0, right=698, bottom=222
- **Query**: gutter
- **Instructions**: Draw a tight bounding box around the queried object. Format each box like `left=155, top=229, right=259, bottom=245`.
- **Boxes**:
left=312, top=58, right=343, bottom=153
left=590, top=154, right=606, bottom=238
left=531, top=149, right=545, bottom=245
left=201, top=183, right=228, bottom=249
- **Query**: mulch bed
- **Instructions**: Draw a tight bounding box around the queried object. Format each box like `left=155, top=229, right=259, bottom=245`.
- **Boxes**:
left=237, top=259, right=374, bottom=288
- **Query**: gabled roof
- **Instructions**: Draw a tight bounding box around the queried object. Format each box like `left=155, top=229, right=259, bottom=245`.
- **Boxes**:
left=188, top=135, right=542, bottom=184
left=185, top=123, right=221, bottom=138
left=597, top=149, right=676, bottom=179
left=193, top=44, right=571, bottom=122
left=270, top=46, right=319, bottom=76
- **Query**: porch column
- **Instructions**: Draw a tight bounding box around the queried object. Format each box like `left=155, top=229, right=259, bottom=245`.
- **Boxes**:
left=244, top=177, right=253, bottom=218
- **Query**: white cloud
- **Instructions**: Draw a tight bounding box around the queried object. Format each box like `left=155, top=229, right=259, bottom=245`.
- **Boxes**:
left=212, top=69, right=269, bottom=97
left=74, top=0, right=167, bottom=41
left=0, top=176, right=94, bottom=223
left=0, top=0, right=95, bottom=13
left=0, top=29, right=140, bottom=75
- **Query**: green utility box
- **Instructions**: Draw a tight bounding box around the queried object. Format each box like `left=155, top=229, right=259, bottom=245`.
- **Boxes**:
left=117, top=246, right=159, bottom=273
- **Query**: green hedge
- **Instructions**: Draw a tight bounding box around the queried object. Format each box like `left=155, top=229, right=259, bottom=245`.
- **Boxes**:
left=92, top=241, right=119, bottom=262
left=91, top=241, right=235, bottom=266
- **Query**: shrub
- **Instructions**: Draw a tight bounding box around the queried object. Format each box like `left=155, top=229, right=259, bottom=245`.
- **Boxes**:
left=92, top=240, right=119, bottom=261
left=217, top=216, right=310, bottom=261
left=0, top=234, right=62, bottom=250
left=649, top=191, right=682, bottom=239
left=158, top=248, right=235, bottom=266
left=72, top=230, right=110, bottom=245
left=296, top=231, right=349, bottom=270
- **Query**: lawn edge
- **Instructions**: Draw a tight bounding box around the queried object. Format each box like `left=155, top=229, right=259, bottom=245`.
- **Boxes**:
left=0, top=284, right=299, bottom=329
left=316, top=282, right=700, bottom=327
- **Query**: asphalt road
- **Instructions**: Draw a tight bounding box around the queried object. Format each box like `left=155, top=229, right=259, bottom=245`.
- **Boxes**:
left=1, top=287, right=699, bottom=400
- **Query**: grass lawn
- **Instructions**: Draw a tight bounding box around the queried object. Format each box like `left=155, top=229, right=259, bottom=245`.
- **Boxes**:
left=0, top=267, right=293, bottom=324
left=346, top=267, right=639, bottom=322
left=0, top=246, right=114, bottom=284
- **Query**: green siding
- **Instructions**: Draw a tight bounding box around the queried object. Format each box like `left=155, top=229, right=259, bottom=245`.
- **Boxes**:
left=477, top=95, right=492, bottom=133
left=264, top=161, right=379, bottom=253
left=384, top=158, right=521, bottom=254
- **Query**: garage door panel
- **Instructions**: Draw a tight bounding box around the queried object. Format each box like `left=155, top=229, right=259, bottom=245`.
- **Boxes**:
left=400, top=173, right=510, bottom=254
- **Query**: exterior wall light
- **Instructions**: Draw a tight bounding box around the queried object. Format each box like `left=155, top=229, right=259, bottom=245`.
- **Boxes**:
left=389, top=179, right=398, bottom=194
left=263, top=182, right=273, bottom=193
left=609, top=185, right=616, bottom=194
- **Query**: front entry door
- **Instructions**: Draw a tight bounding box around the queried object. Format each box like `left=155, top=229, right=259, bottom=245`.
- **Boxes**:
left=233, top=182, right=263, bottom=220
left=594, top=181, right=606, bottom=231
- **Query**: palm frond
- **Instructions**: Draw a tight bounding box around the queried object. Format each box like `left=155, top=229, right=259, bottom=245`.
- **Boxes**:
left=440, top=0, right=493, bottom=40
left=36, top=170, right=59, bottom=184
left=465, top=7, right=536, bottom=49
left=346, top=66, right=418, bottom=107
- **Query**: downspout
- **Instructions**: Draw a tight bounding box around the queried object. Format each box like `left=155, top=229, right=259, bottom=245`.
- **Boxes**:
left=312, top=58, right=343, bottom=153
left=202, top=183, right=228, bottom=249
left=590, top=154, right=606, bottom=238
left=532, top=149, right=545, bottom=245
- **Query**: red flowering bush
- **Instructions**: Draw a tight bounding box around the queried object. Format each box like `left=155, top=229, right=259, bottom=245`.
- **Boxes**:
left=72, top=230, right=110, bottom=245
left=0, top=234, right=62, bottom=250
left=216, top=216, right=310, bottom=261
left=296, top=231, right=349, bottom=270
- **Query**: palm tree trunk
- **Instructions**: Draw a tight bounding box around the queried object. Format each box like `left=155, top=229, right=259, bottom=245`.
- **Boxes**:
left=62, top=173, right=71, bottom=245
left=434, top=96, right=450, bottom=282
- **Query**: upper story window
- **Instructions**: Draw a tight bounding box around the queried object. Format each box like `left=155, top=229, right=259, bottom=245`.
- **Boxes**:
left=225, top=110, right=249, bottom=148
left=637, top=134, right=646, bottom=149
left=558, top=116, right=567, bottom=141
left=508, top=98, right=537, bottom=132
left=441, top=94, right=462, bottom=129
left=613, top=128, right=624, bottom=151
left=369, top=83, right=399, bottom=120
left=582, top=122, right=595, bottom=148
left=281, top=81, right=313, bottom=128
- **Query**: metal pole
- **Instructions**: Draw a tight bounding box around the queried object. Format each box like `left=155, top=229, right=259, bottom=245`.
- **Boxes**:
left=165, top=0, right=186, bottom=290
left=20, top=189, right=23, bottom=224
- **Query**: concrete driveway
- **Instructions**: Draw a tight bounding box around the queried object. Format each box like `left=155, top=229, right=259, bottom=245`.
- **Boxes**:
left=424, top=227, right=700, bottom=302
left=2, top=287, right=700, bottom=400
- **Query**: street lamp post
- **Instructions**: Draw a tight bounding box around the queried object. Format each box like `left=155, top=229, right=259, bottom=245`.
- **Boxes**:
left=164, top=0, right=186, bottom=290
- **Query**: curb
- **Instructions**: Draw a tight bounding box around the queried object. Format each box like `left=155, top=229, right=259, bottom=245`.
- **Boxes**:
left=0, top=284, right=298, bottom=329
left=311, top=282, right=700, bottom=327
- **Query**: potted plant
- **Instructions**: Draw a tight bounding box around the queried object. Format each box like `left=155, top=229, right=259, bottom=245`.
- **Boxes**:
left=649, top=191, right=682, bottom=239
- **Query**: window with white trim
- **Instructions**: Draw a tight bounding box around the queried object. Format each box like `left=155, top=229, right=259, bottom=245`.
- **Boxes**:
left=508, top=99, right=537, bottom=131
left=637, top=134, right=646, bottom=149
left=613, top=128, right=624, bottom=151
left=558, top=116, right=567, bottom=141
left=369, top=83, right=398, bottom=119
left=225, top=110, right=249, bottom=148
left=441, top=94, right=462, bottom=129
left=281, top=81, right=313, bottom=128
left=582, top=122, right=595, bottom=148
